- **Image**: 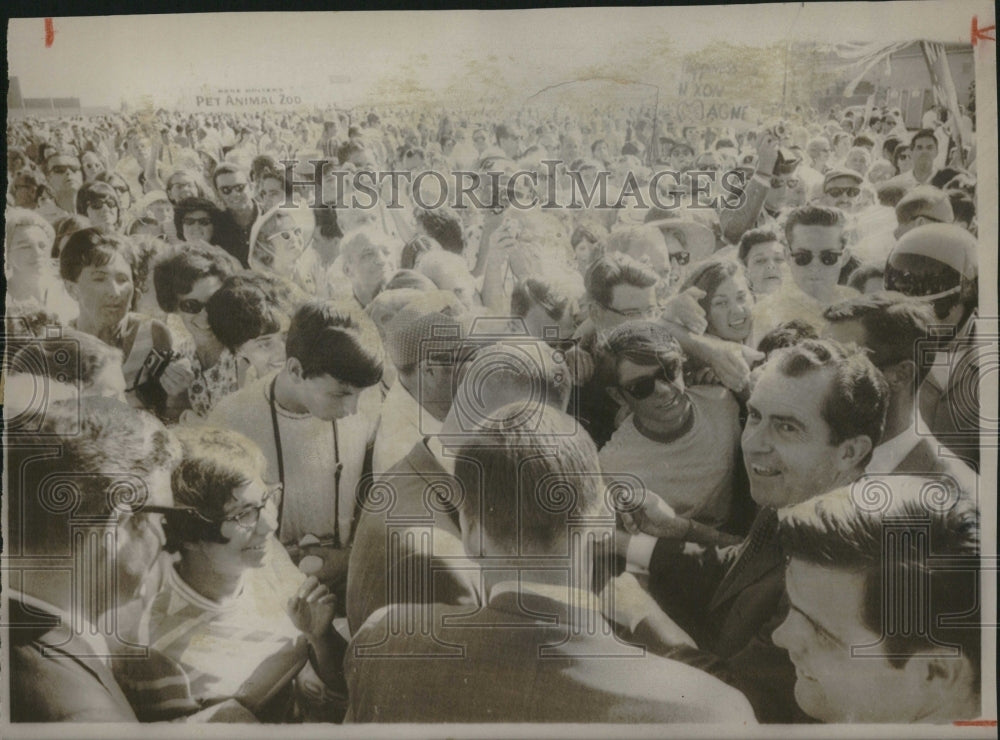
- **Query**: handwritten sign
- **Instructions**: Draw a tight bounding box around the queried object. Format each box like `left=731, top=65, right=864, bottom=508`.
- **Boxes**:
left=661, top=70, right=751, bottom=126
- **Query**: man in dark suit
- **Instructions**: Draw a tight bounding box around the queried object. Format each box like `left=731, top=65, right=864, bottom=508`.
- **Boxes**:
left=824, top=291, right=977, bottom=492
left=346, top=407, right=757, bottom=723
left=5, top=397, right=181, bottom=722
left=346, top=340, right=572, bottom=635
left=613, top=340, right=889, bottom=722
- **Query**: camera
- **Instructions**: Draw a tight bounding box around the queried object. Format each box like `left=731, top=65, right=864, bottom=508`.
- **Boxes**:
left=127, top=347, right=177, bottom=415
left=764, top=120, right=800, bottom=175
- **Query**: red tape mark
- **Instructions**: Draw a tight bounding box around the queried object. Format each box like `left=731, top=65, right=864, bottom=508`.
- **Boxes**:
left=953, top=720, right=998, bottom=727
left=971, top=15, right=996, bottom=46
left=44, top=18, right=54, bottom=47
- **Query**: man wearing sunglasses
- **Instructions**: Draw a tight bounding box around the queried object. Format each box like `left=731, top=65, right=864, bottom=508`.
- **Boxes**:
left=598, top=321, right=743, bottom=533
left=43, top=148, right=83, bottom=216
left=212, top=163, right=260, bottom=268
left=751, top=205, right=857, bottom=348
left=820, top=168, right=863, bottom=215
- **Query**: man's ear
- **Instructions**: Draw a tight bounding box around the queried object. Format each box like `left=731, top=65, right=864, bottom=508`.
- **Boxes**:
left=903, top=649, right=976, bottom=712
left=285, top=356, right=304, bottom=382
left=837, top=434, right=873, bottom=471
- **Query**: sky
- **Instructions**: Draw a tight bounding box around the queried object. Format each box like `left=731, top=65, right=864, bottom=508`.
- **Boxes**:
left=6, top=3, right=992, bottom=109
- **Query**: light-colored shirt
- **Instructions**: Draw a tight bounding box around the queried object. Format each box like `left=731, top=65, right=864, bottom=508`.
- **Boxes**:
left=599, top=385, right=741, bottom=528
left=206, top=371, right=381, bottom=545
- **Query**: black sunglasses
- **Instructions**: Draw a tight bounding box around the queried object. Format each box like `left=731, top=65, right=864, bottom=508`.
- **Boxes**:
left=825, top=186, right=860, bottom=198
left=621, top=365, right=678, bottom=400
left=789, top=249, right=843, bottom=267
left=219, top=183, right=248, bottom=196
left=669, top=251, right=691, bottom=266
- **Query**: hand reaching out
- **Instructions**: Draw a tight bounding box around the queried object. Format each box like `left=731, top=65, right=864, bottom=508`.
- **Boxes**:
left=287, top=576, right=336, bottom=645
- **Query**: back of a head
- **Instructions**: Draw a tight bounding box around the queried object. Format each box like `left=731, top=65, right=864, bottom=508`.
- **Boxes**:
left=8, top=397, right=181, bottom=556
left=414, top=206, right=465, bottom=255
left=10, top=328, right=124, bottom=393
left=454, top=404, right=603, bottom=555
left=895, top=185, right=954, bottom=226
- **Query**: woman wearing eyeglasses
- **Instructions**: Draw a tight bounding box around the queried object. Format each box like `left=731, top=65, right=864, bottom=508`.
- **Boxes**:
left=153, top=243, right=240, bottom=419
left=142, top=426, right=347, bottom=722
left=248, top=207, right=314, bottom=294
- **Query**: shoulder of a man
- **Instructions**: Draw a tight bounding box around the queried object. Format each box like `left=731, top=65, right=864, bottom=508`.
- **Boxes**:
left=206, top=373, right=270, bottom=427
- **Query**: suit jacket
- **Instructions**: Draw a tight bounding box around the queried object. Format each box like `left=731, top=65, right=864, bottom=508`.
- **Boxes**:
left=346, top=439, right=480, bottom=635
left=646, top=509, right=811, bottom=723
left=894, top=436, right=978, bottom=493
left=345, top=586, right=757, bottom=723
left=8, top=597, right=138, bottom=722
left=918, top=329, right=981, bottom=469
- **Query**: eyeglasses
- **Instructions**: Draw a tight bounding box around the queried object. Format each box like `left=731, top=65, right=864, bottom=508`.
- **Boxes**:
left=789, top=249, right=843, bottom=267
left=825, top=186, right=860, bottom=198
left=178, top=298, right=209, bottom=314
left=50, top=164, right=81, bottom=175
left=219, top=183, right=248, bottom=196
left=141, top=484, right=282, bottom=533
left=224, top=485, right=282, bottom=530
left=669, top=251, right=691, bottom=266
left=620, top=365, right=678, bottom=400
left=770, top=176, right=800, bottom=189
left=183, top=216, right=213, bottom=227
left=599, top=302, right=660, bottom=320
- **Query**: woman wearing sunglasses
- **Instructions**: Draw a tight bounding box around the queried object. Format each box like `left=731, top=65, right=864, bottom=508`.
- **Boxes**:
left=141, top=426, right=347, bottom=722
left=153, top=243, right=240, bottom=419
left=75, top=181, right=123, bottom=233
left=248, top=207, right=314, bottom=294
left=173, top=196, right=225, bottom=246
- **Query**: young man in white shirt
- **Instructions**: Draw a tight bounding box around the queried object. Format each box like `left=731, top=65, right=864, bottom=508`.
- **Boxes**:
left=207, top=300, right=384, bottom=599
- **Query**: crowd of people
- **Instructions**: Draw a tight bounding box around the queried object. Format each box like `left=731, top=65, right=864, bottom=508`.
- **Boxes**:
left=3, top=92, right=986, bottom=725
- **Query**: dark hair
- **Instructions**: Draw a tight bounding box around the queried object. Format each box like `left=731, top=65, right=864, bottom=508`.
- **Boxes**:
left=206, top=273, right=288, bottom=352
left=414, top=206, right=465, bottom=255
left=910, top=128, right=938, bottom=149
left=682, top=257, right=744, bottom=314
left=172, top=196, right=224, bottom=243
left=152, top=242, right=235, bottom=312
left=756, top=319, right=818, bottom=357
left=75, top=181, right=121, bottom=226
left=7, top=398, right=181, bottom=557
left=59, top=228, right=134, bottom=283
left=601, top=319, right=685, bottom=381
left=314, top=206, right=344, bottom=241
left=891, top=145, right=911, bottom=174
left=845, top=263, right=884, bottom=293
left=779, top=477, right=980, bottom=693
left=783, top=205, right=847, bottom=248
left=738, top=227, right=783, bottom=264
left=770, top=339, right=888, bottom=463
left=95, top=171, right=133, bottom=207
left=211, top=162, right=246, bottom=191
left=400, top=234, right=441, bottom=270
left=851, top=134, right=875, bottom=149
left=824, top=291, right=937, bottom=384
left=250, top=154, right=280, bottom=183
left=947, top=190, right=976, bottom=227
left=454, top=406, right=604, bottom=553
left=163, top=426, right=268, bottom=552
left=510, top=276, right=572, bottom=322
left=285, top=300, right=383, bottom=386
left=584, top=252, right=658, bottom=309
